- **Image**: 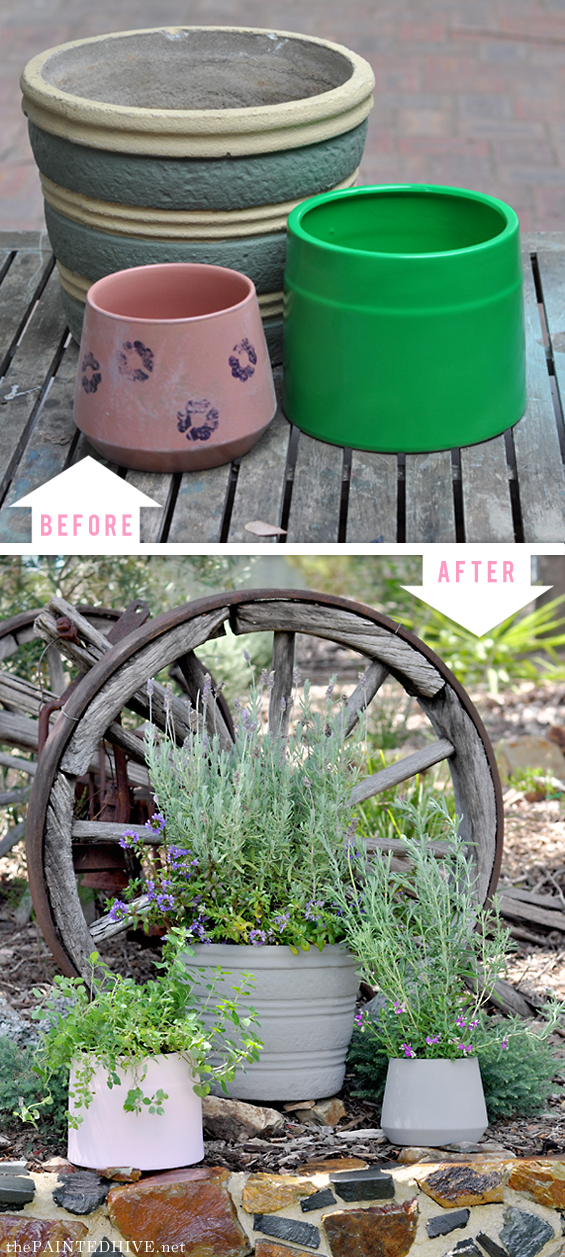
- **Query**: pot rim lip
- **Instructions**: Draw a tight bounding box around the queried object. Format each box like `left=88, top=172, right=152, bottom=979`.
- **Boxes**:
left=287, top=183, right=520, bottom=261
left=21, top=26, right=375, bottom=134
left=86, top=261, right=256, bottom=324
left=386, top=1055, right=481, bottom=1063
left=185, top=941, right=355, bottom=956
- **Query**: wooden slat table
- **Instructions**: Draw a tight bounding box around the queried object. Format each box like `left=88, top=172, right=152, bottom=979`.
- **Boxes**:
left=1, top=228, right=564, bottom=545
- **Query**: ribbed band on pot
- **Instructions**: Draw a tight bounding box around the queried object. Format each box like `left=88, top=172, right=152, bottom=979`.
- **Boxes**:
left=40, top=169, right=359, bottom=239
left=56, top=260, right=285, bottom=321
left=28, top=119, right=368, bottom=211
left=20, top=26, right=375, bottom=157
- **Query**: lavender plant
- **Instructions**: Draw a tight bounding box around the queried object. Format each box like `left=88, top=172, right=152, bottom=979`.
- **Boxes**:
left=109, top=668, right=365, bottom=951
left=332, top=796, right=565, bottom=1061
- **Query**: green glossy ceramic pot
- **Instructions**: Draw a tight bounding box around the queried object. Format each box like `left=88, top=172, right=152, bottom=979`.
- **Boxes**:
left=283, top=184, right=526, bottom=451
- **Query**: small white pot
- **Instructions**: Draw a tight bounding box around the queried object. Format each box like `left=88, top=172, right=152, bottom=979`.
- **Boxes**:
left=380, top=1056, right=488, bottom=1146
left=67, top=1052, right=204, bottom=1169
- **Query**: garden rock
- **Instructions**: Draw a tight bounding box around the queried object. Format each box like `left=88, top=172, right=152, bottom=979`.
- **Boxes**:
left=298, top=1099, right=346, bottom=1127
left=322, top=1198, right=418, bottom=1257
left=301, top=1189, right=337, bottom=1212
left=427, top=1210, right=471, bottom=1238
left=494, top=736, right=565, bottom=782
left=107, top=1166, right=250, bottom=1257
left=0, top=1217, right=87, bottom=1253
left=253, top=1214, right=320, bottom=1249
left=499, top=1209, right=555, bottom=1257
left=255, top=1245, right=314, bottom=1257
left=415, top=1163, right=506, bottom=1207
left=442, top=1240, right=482, bottom=1257
left=97, top=1167, right=142, bottom=1182
left=0, top=1174, right=35, bottom=1210
left=0, top=996, right=37, bottom=1047
left=53, top=1171, right=109, bottom=1215
left=202, top=1096, right=284, bottom=1142
left=508, top=1162, right=565, bottom=1210
left=329, top=1167, right=395, bottom=1203
left=242, top=1174, right=318, bottom=1213
left=476, top=1234, right=510, bottom=1257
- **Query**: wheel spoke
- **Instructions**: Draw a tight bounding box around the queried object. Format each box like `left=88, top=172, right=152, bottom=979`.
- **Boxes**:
left=268, top=631, right=296, bottom=738
left=344, top=660, right=388, bottom=736
left=175, top=650, right=234, bottom=750
left=350, top=738, right=454, bottom=805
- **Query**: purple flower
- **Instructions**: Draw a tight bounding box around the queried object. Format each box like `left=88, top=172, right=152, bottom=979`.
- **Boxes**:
left=426, top=1035, right=440, bottom=1045
left=293, top=668, right=302, bottom=687
left=267, top=671, right=275, bottom=690
left=326, top=681, right=335, bottom=699
left=457, top=1043, right=474, bottom=1055
left=249, top=928, right=268, bottom=946
left=455, top=1015, right=467, bottom=1029
left=147, top=678, right=154, bottom=696
left=119, top=828, right=138, bottom=849
left=501, top=1037, right=509, bottom=1050
left=146, top=812, right=166, bottom=832
left=354, top=1011, right=365, bottom=1028
left=243, top=649, right=251, bottom=664
left=108, top=899, right=128, bottom=922
left=401, top=1043, right=415, bottom=1058
left=393, top=1002, right=405, bottom=1016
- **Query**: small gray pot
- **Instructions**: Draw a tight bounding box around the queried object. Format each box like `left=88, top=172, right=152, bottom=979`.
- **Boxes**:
left=380, top=1056, right=488, bottom=1146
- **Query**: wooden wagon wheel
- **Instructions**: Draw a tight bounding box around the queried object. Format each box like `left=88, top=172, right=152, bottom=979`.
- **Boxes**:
left=26, top=589, right=504, bottom=979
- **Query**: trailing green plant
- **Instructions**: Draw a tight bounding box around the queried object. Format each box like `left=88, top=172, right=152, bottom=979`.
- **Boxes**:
left=24, top=928, right=261, bottom=1129
left=109, top=670, right=365, bottom=951
left=0, top=1035, right=68, bottom=1134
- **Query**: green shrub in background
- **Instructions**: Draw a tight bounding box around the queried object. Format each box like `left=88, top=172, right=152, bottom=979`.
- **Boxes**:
left=0, top=1036, right=68, bottom=1135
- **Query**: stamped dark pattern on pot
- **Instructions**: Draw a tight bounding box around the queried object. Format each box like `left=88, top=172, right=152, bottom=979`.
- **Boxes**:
left=229, top=338, right=257, bottom=382
left=177, top=399, right=220, bottom=442
left=81, top=351, right=101, bottom=394
left=118, top=340, right=154, bottom=382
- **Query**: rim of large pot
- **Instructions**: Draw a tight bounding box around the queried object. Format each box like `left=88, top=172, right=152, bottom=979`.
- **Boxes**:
left=20, top=26, right=375, bottom=157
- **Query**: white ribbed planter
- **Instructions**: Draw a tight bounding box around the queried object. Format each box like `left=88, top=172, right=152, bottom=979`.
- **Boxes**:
left=67, top=1052, right=204, bottom=1170
left=187, top=943, right=359, bottom=1101
left=380, top=1057, right=488, bottom=1147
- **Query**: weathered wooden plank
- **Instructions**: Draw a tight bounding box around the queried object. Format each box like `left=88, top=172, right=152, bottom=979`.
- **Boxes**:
left=535, top=245, right=565, bottom=440
left=168, top=463, right=231, bottom=542
left=0, top=268, right=67, bottom=498
left=405, top=451, right=456, bottom=542
left=125, top=469, right=173, bottom=544
left=72, top=820, right=158, bottom=843
left=0, top=241, right=53, bottom=368
left=232, top=602, right=445, bottom=698
left=498, top=894, right=565, bottom=932
left=286, top=431, right=343, bottom=542
left=365, top=835, right=452, bottom=857
left=34, top=595, right=200, bottom=745
left=269, top=632, right=295, bottom=738
left=176, top=650, right=234, bottom=751
left=418, top=685, right=499, bottom=904
left=228, top=406, right=291, bottom=542
left=511, top=249, right=565, bottom=538
left=350, top=739, right=454, bottom=806
left=61, top=608, right=230, bottom=775
left=460, top=435, right=515, bottom=541
left=90, top=893, right=150, bottom=941
left=0, top=751, right=36, bottom=775
left=347, top=451, right=398, bottom=542
left=344, top=661, right=389, bottom=737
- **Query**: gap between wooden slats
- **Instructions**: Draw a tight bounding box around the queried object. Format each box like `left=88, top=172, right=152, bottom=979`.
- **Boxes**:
left=511, top=244, right=565, bottom=539
left=0, top=337, right=80, bottom=544
left=531, top=244, right=565, bottom=482
left=0, top=266, right=68, bottom=512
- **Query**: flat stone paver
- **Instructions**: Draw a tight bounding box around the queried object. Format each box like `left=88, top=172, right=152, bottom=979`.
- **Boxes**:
left=2, top=0, right=565, bottom=232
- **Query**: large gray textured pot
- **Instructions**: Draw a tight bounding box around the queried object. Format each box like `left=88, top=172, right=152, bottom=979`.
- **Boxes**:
left=21, top=27, right=374, bottom=362
left=380, top=1057, right=488, bottom=1146
left=186, top=942, right=359, bottom=1101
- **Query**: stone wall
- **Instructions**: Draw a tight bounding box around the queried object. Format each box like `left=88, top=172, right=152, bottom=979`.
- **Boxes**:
left=3, top=1158, right=565, bottom=1257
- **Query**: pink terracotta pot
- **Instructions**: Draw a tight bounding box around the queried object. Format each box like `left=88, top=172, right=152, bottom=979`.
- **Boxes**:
left=73, top=262, right=277, bottom=471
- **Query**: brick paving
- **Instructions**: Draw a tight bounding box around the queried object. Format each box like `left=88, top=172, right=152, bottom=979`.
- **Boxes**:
left=2, top=0, right=565, bottom=231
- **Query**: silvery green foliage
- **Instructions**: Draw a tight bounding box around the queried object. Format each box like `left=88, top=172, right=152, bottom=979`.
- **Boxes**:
left=331, top=798, right=521, bottom=1059
left=137, top=672, right=365, bottom=949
